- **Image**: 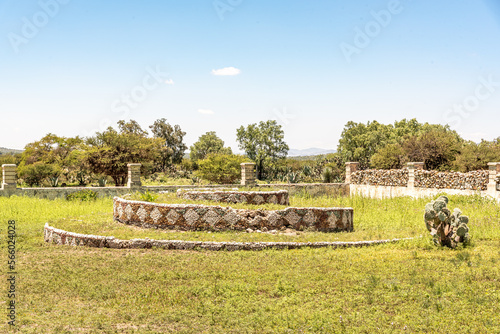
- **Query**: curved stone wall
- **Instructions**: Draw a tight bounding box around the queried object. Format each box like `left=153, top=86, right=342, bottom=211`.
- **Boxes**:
left=44, top=224, right=407, bottom=251
left=113, top=197, right=353, bottom=232
left=176, top=189, right=290, bottom=205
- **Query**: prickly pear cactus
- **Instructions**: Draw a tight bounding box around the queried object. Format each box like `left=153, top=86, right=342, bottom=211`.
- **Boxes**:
left=424, top=196, right=470, bottom=248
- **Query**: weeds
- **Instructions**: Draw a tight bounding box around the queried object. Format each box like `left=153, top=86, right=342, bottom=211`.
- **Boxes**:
left=0, top=194, right=499, bottom=333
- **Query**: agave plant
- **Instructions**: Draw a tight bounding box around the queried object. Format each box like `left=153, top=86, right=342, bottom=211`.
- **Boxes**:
left=48, top=176, right=59, bottom=187
left=97, top=176, right=108, bottom=187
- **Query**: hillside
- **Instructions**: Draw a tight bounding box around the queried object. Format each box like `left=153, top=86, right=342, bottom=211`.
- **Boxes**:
left=0, top=147, right=23, bottom=155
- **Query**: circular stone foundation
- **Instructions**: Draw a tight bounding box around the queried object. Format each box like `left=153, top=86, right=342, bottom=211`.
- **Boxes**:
left=44, top=223, right=412, bottom=251
left=113, top=197, right=354, bottom=232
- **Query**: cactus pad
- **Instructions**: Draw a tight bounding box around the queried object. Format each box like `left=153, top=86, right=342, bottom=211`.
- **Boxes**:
left=424, top=196, right=470, bottom=248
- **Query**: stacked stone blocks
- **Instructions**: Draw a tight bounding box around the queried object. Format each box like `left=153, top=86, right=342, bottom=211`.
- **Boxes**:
left=241, top=163, right=256, bottom=186
left=44, top=223, right=405, bottom=251
left=350, top=162, right=497, bottom=191
left=177, top=189, right=290, bottom=205
left=113, top=197, right=353, bottom=232
left=127, top=163, right=142, bottom=188
left=2, top=164, right=17, bottom=190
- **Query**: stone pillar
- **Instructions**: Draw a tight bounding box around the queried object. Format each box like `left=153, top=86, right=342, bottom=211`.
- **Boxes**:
left=241, top=163, right=256, bottom=186
left=345, top=162, right=359, bottom=184
left=127, top=163, right=142, bottom=188
left=2, top=164, right=17, bottom=190
left=487, top=162, right=500, bottom=196
left=406, top=162, right=424, bottom=189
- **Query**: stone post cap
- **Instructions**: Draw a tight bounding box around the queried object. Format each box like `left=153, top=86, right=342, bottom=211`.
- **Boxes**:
left=406, top=162, right=425, bottom=169
left=241, top=162, right=255, bottom=166
left=345, top=162, right=359, bottom=171
left=2, top=164, right=17, bottom=168
left=487, top=162, right=500, bottom=172
left=127, top=163, right=142, bottom=167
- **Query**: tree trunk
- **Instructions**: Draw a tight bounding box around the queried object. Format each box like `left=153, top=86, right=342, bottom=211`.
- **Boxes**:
left=258, top=159, right=264, bottom=180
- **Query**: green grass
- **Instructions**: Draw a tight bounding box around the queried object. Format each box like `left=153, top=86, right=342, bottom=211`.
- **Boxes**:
left=1, top=194, right=499, bottom=333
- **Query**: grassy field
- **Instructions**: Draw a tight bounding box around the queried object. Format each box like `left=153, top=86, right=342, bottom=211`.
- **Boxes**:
left=1, top=193, right=499, bottom=333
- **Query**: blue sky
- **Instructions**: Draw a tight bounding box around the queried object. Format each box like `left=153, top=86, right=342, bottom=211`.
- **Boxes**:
left=1, top=0, right=500, bottom=152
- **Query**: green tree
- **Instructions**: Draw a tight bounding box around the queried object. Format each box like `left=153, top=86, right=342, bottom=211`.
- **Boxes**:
left=338, top=119, right=463, bottom=170
left=190, top=131, right=232, bottom=163
left=149, top=118, right=187, bottom=172
left=452, top=139, right=500, bottom=172
left=18, top=162, right=61, bottom=187
left=19, top=134, right=85, bottom=186
left=337, top=120, right=393, bottom=169
left=370, top=143, right=407, bottom=169
left=236, top=120, right=289, bottom=180
left=402, top=129, right=462, bottom=170
left=85, top=120, right=162, bottom=186
left=196, top=153, right=247, bottom=184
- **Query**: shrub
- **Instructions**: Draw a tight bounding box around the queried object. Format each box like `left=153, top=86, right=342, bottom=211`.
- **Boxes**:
left=196, top=153, right=247, bottom=184
left=66, top=189, right=98, bottom=201
left=18, top=162, right=61, bottom=187
left=139, top=191, right=158, bottom=202
left=322, top=167, right=333, bottom=183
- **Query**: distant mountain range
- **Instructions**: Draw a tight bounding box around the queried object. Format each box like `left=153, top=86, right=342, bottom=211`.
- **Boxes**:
left=288, top=148, right=337, bottom=157
left=0, top=146, right=335, bottom=158
left=0, top=147, right=23, bottom=155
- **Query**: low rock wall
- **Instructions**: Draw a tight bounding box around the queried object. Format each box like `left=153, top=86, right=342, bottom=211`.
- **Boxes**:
left=113, top=197, right=353, bottom=232
left=177, top=189, right=290, bottom=205
left=44, top=224, right=407, bottom=251
left=414, top=170, right=489, bottom=190
left=351, top=168, right=492, bottom=191
left=351, top=169, right=408, bottom=187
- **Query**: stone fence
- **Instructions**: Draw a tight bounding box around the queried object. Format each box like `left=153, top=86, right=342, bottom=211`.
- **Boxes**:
left=345, top=161, right=500, bottom=201
left=113, top=197, right=353, bottom=232
left=177, top=189, right=290, bottom=205
left=44, top=223, right=407, bottom=251
left=0, top=163, right=347, bottom=199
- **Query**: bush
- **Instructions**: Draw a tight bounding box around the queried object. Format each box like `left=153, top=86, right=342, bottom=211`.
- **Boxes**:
left=139, top=191, right=158, bottom=202
left=18, top=162, right=61, bottom=187
left=195, top=153, right=248, bottom=184
left=66, top=189, right=98, bottom=201
left=322, top=167, right=333, bottom=183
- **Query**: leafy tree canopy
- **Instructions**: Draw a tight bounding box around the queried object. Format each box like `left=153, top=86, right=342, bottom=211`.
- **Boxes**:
left=85, top=120, right=162, bottom=186
left=190, top=131, right=232, bottom=163
left=236, top=120, right=289, bottom=179
left=195, top=153, right=247, bottom=184
left=338, top=118, right=463, bottom=170
left=149, top=118, right=187, bottom=172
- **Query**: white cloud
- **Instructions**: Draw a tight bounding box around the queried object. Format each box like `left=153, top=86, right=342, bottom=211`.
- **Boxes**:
left=198, top=109, right=214, bottom=115
left=164, top=79, right=174, bottom=85
left=211, top=67, right=241, bottom=76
